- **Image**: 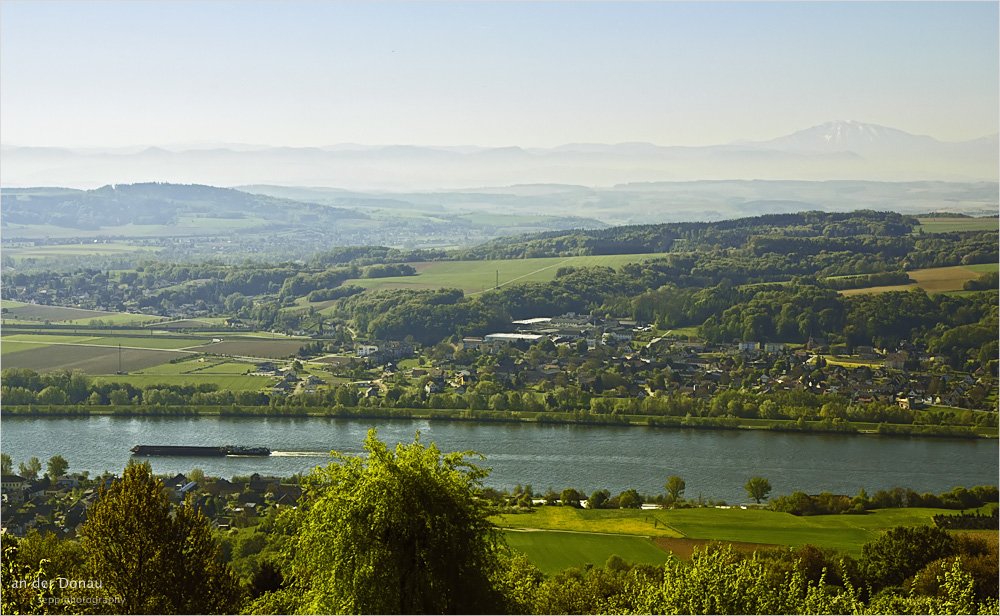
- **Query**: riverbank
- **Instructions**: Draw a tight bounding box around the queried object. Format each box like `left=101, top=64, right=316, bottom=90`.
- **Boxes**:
left=4, top=404, right=996, bottom=439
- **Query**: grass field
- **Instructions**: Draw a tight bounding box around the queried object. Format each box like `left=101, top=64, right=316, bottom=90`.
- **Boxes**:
left=206, top=339, right=309, bottom=358
left=496, top=505, right=976, bottom=558
left=503, top=530, right=673, bottom=575
left=494, top=507, right=682, bottom=538
left=964, top=263, right=1000, bottom=273
left=96, top=373, right=272, bottom=391
left=338, top=253, right=674, bottom=295
left=1, top=334, right=211, bottom=350
left=917, top=218, right=1000, bottom=233
left=62, top=313, right=167, bottom=326
left=840, top=264, right=997, bottom=296
left=2, top=242, right=146, bottom=261
left=0, top=341, right=38, bottom=355
left=0, top=304, right=125, bottom=323
left=0, top=344, right=191, bottom=374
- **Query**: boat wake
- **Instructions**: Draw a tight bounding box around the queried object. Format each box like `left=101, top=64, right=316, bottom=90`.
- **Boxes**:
left=270, top=451, right=330, bottom=457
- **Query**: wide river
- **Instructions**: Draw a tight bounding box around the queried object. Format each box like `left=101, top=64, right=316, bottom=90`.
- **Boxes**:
left=2, top=417, right=996, bottom=505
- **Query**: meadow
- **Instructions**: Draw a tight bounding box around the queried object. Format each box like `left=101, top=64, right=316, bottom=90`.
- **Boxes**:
left=2, top=241, right=146, bottom=261
left=916, top=217, right=999, bottom=233
left=1, top=344, right=190, bottom=374
left=336, top=253, right=674, bottom=295
left=96, top=372, right=272, bottom=391
left=207, top=339, right=309, bottom=358
left=1, top=302, right=126, bottom=323
left=494, top=504, right=978, bottom=557
left=503, top=530, right=673, bottom=575
left=839, top=264, right=997, bottom=296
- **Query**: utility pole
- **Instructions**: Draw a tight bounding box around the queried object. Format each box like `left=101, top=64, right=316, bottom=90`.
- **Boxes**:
left=496, top=270, right=499, bottom=290
left=118, top=343, right=122, bottom=374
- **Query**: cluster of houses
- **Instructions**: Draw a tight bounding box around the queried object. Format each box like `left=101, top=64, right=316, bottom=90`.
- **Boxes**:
left=335, top=313, right=993, bottom=411
left=0, top=471, right=303, bottom=539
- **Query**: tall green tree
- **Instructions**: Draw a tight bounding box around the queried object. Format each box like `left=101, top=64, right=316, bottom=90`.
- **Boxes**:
left=744, top=476, right=773, bottom=504
left=1, top=453, right=12, bottom=475
left=79, top=461, right=241, bottom=614
left=17, top=457, right=41, bottom=481
left=283, top=429, right=507, bottom=614
left=665, top=475, right=686, bottom=505
left=46, top=455, right=69, bottom=478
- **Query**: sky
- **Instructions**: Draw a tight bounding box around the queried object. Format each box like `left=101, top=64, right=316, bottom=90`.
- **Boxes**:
left=1, top=1, right=997, bottom=149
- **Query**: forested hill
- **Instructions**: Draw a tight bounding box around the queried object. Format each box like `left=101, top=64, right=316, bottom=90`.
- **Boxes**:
left=0, top=183, right=367, bottom=230
left=452, top=211, right=917, bottom=260
left=311, top=211, right=919, bottom=265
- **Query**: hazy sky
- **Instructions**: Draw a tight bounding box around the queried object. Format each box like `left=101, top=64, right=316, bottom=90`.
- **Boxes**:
left=2, top=1, right=997, bottom=148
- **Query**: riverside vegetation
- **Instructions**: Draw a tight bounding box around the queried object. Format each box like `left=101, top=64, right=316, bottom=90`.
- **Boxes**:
left=2, top=432, right=998, bottom=615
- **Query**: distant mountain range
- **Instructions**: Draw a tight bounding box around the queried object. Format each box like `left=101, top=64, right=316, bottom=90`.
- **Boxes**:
left=2, top=121, right=996, bottom=190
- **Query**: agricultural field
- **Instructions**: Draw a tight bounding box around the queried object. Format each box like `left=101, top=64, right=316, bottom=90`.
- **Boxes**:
left=0, top=302, right=126, bottom=323
left=495, top=505, right=978, bottom=560
left=338, top=253, right=674, bottom=295
left=203, top=338, right=310, bottom=359
left=494, top=506, right=681, bottom=538
left=916, top=217, right=1000, bottom=233
left=97, top=371, right=272, bottom=391
left=839, top=264, right=997, bottom=296
left=62, top=313, right=167, bottom=326
left=0, top=341, right=38, bottom=355
left=0, top=344, right=191, bottom=374
left=503, top=530, right=672, bottom=575
left=1, top=333, right=211, bottom=351
left=1, top=241, right=147, bottom=262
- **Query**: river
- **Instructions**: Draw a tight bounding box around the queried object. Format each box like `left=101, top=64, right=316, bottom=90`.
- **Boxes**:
left=1, top=416, right=996, bottom=505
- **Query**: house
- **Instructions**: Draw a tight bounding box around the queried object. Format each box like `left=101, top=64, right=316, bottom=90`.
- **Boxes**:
left=806, top=337, right=828, bottom=352
left=884, top=352, right=908, bottom=371
left=462, top=337, right=484, bottom=350
left=856, top=346, right=877, bottom=360
left=739, top=341, right=761, bottom=352
left=763, top=342, right=786, bottom=353
left=425, top=382, right=443, bottom=395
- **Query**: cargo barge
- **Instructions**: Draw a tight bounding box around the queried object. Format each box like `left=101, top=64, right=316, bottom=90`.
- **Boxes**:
left=130, top=445, right=271, bottom=457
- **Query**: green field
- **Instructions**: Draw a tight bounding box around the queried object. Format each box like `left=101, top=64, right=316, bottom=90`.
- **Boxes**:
left=494, top=506, right=681, bottom=538
left=963, top=262, right=1000, bottom=273
left=917, top=218, right=1000, bottom=233
left=338, top=253, right=673, bottom=295
left=496, top=505, right=972, bottom=557
left=503, top=530, right=672, bottom=575
left=0, top=341, right=38, bottom=355
left=2, top=242, right=146, bottom=261
left=127, top=358, right=263, bottom=376
left=95, top=374, right=271, bottom=391
left=62, top=313, right=167, bottom=326
left=1, top=334, right=210, bottom=351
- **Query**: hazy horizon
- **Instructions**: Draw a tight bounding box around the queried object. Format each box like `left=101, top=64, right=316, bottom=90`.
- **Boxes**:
left=2, top=2, right=997, bottom=151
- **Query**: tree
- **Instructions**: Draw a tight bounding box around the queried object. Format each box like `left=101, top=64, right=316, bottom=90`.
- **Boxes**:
left=744, top=476, right=772, bottom=504
left=46, top=455, right=69, bottom=478
left=618, top=489, right=642, bottom=509
left=665, top=475, right=686, bottom=505
left=560, top=487, right=582, bottom=507
left=284, top=430, right=507, bottom=614
left=18, top=457, right=41, bottom=480
left=1, top=453, right=11, bottom=475
left=79, top=461, right=241, bottom=614
left=860, top=524, right=956, bottom=592
left=587, top=490, right=609, bottom=509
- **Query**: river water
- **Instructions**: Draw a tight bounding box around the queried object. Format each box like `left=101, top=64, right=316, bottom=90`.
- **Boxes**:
left=1, top=416, right=996, bottom=505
